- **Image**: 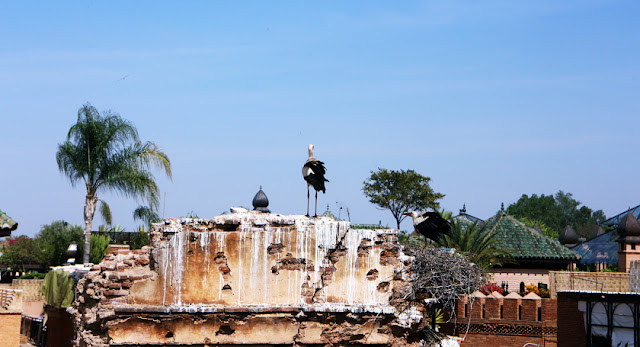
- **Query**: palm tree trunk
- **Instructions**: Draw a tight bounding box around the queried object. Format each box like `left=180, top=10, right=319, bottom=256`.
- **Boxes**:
left=84, top=194, right=98, bottom=264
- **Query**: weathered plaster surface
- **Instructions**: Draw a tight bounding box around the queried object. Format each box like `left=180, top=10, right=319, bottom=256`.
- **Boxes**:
left=71, top=212, right=422, bottom=346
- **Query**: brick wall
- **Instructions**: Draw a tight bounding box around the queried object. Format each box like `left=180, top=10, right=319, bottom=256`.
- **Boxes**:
left=541, top=299, right=557, bottom=327
left=630, top=260, right=640, bottom=292
left=488, top=268, right=550, bottom=291
left=0, top=313, right=21, bottom=347
left=619, top=242, right=640, bottom=272
left=458, top=333, right=553, bottom=347
left=556, top=292, right=586, bottom=347
left=12, top=279, right=45, bottom=301
left=548, top=271, right=629, bottom=298
left=447, top=294, right=557, bottom=347
left=502, top=297, right=520, bottom=320
left=0, top=288, right=23, bottom=347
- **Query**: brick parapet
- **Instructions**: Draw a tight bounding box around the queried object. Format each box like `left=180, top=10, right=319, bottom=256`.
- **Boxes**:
left=521, top=298, right=540, bottom=321
left=451, top=294, right=557, bottom=347
left=469, top=297, right=485, bottom=319
left=541, top=298, right=557, bottom=327
left=502, top=297, right=520, bottom=320
left=456, top=294, right=552, bottom=323
left=483, top=297, right=502, bottom=320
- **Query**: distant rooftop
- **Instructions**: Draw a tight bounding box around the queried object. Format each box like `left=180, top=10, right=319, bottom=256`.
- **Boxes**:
left=321, top=205, right=339, bottom=221
left=483, top=210, right=580, bottom=263
left=451, top=204, right=484, bottom=227
left=571, top=230, right=619, bottom=265
left=602, top=204, right=640, bottom=227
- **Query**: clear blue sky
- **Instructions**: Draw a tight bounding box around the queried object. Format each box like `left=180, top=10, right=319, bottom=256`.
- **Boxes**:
left=1, top=1, right=639, bottom=237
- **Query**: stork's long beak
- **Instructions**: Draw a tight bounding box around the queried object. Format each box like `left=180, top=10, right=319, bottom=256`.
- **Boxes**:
left=402, top=212, right=411, bottom=216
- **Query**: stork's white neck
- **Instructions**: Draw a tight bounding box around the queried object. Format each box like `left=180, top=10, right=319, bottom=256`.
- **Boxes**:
left=308, top=144, right=314, bottom=158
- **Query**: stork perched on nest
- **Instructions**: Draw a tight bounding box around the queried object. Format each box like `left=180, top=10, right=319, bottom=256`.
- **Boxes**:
left=403, top=210, right=451, bottom=243
left=302, top=144, right=328, bottom=217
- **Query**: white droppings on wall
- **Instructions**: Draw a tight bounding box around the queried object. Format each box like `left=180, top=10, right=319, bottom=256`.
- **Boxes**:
left=153, top=213, right=401, bottom=310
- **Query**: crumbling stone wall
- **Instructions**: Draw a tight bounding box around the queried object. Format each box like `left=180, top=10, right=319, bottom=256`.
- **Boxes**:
left=71, top=213, right=427, bottom=346
left=70, top=247, right=155, bottom=346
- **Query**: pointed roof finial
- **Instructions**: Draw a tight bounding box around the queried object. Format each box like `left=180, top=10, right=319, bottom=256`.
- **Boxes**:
left=460, top=204, right=467, bottom=214
left=252, top=186, right=270, bottom=213
left=501, top=202, right=505, bottom=211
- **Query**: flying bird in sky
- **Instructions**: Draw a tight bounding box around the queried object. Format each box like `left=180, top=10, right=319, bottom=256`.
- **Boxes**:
left=302, top=144, right=328, bottom=217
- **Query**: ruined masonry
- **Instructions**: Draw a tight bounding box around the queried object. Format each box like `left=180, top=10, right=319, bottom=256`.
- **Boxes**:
left=71, top=212, right=423, bottom=346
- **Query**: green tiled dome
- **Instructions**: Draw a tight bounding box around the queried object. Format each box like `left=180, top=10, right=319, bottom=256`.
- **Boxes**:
left=483, top=211, right=579, bottom=261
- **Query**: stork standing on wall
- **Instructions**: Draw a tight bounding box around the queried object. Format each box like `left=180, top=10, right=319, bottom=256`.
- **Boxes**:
left=302, top=144, right=329, bottom=217
left=403, top=210, right=451, bottom=244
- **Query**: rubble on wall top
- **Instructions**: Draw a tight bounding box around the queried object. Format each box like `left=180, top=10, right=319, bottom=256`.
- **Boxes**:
left=155, top=211, right=397, bottom=235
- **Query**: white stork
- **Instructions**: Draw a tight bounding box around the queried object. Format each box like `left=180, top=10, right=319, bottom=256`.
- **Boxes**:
left=403, top=210, right=451, bottom=243
left=302, top=144, right=329, bottom=217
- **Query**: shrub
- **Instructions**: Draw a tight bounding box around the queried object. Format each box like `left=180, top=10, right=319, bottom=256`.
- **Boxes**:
left=90, top=234, right=110, bottom=264
left=131, top=227, right=150, bottom=250
left=17, top=271, right=47, bottom=279
left=525, top=284, right=550, bottom=298
left=480, top=282, right=504, bottom=295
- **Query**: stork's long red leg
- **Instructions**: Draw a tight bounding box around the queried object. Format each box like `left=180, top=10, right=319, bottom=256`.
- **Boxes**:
left=314, top=191, right=318, bottom=217
left=306, top=186, right=310, bottom=217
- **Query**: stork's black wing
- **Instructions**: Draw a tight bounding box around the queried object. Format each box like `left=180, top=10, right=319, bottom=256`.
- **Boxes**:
left=303, top=159, right=329, bottom=193
left=415, top=212, right=451, bottom=242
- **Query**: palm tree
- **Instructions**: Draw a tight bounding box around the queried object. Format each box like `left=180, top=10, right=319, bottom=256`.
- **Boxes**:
left=56, top=103, right=171, bottom=264
left=133, top=205, right=161, bottom=229
left=436, top=220, right=513, bottom=269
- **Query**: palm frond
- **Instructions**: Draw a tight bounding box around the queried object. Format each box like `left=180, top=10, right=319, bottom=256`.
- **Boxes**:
left=133, top=141, right=172, bottom=179
left=98, top=200, right=112, bottom=226
left=437, top=220, right=514, bottom=269
left=133, top=205, right=161, bottom=228
left=104, top=170, right=159, bottom=206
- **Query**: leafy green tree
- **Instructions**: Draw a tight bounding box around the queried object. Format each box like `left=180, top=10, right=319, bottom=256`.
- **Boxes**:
left=506, top=190, right=606, bottom=239
left=0, top=236, right=41, bottom=271
left=35, top=221, right=84, bottom=267
left=362, top=168, right=445, bottom=230
left=56, top=103, right=172, bottom=263
left=436, top=220, right=513, bottom=269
